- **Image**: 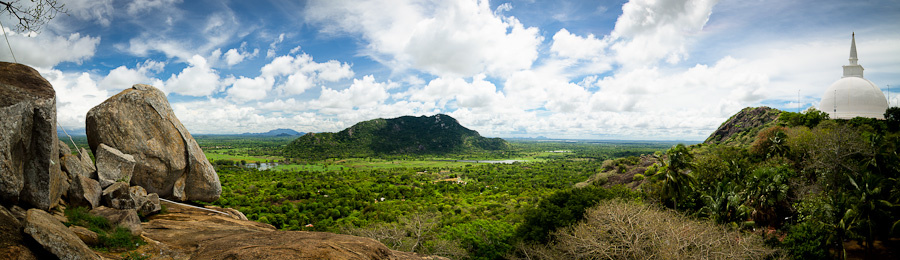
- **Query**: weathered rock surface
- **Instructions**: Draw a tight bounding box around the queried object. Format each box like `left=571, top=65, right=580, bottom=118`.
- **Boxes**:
left=57, top=139, right=69, bottom=158
left=130, top=185, right=161, bottom=216
left=60, top=149, right=96, bottom=181
left=68, top=174, right=101, bottom=209
left=0, top=62, right=65, bottom=210
left=95, top=144, right=135, bottom=188
left=207, top=205, right=248, bottom=220
left=101, top=182, right=135, bottom=209
left=85, top=84, right=220, bottom=202
left=0, top=205, right=40, bottom=260
left=23, top=209, right=99, bottom=260
left=90, top=206, right=142, bottom=236
left=142, top=201, right=442, bottom=260
left=68, top=225, right=99, bottom=246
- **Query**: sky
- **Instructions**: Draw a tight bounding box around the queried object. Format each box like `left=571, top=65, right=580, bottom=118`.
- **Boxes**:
left=2, top=0, right=899, bottom=140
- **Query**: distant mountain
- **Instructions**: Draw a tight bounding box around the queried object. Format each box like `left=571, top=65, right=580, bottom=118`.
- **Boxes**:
left=241, top=128, right=305, bottom=136
left=57, top=127, right=86, bottom=136
left=285, top=114, right=508, bottom=159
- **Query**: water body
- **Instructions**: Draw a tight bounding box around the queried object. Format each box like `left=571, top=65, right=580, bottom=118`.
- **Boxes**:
left=242, top=162, right=279, bottom=170
left=437, top=159, right=526, bottom=164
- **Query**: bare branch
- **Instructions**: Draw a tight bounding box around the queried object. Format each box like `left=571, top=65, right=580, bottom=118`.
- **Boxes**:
left=0, top=0, right=66, bottom=33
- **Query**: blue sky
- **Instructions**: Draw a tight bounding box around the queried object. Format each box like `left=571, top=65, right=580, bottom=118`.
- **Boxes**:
left=3, top=0, right=899, bottom=140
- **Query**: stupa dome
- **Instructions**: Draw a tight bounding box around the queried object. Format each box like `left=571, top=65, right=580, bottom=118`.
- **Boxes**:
left=819, top=77, right=888, bottom=119
left=819, top=33, right=888, bottom=119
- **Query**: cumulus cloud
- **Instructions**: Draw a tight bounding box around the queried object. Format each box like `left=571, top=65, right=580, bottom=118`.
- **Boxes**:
left=406, top=74, right=506, bottom=110
left=260, top=53, right=354, bottom=95
left=610, top=0, right=718, bottom=67
left=305, top=0, right=542, bottom=78
left=163, top=55, right=223, bottom=96
left=0, top=30, right=100, bottom=68
left=208, top=44, right=259, bottom=67
left=313, top=75, right=392, bottom=112
left=227, top=76, right=273, bottom=102
left=38, top=68, right=109, bottom=129
left=99, top=60, right=166, bottom=90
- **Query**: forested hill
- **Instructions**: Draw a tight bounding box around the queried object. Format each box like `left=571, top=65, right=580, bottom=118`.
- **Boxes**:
left=284, top=114, right=508, bottom=159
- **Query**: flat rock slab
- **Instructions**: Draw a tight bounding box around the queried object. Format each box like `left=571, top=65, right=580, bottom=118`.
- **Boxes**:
left=143, top=201, right=440, bottom=260
left=23, top=209, right=99, bottom=260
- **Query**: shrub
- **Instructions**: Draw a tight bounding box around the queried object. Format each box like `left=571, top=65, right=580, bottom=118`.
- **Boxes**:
left=515, top=186, right=641, bottom=243
left=632, top=174, right=644, bottom=182
left=781, top=221, right=829, bottom=260
left=514, top=200, right=777, bottom=260
left=65, top=207, right=145, bottom=252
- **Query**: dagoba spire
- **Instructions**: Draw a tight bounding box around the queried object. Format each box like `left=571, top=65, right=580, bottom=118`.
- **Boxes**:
left=849, top=32, right=858, bottom=65
left=842, top=32, right=864, bottom=78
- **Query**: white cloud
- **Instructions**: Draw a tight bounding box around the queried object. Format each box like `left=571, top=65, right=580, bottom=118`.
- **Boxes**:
left=267, top=33, right=285, bottom=58
left=227, top=76, right=273, bottom=102
left=60, top=0, right=115, bottom=26
left=610, top=0, right=718, bottom=67
left=38, top=68, right=109, bottom=129
left=305, top=0, right=542, bottom=78
left=99, top=60, right=165, bottom=91
left=123, top=10, right=245, bottom=62
left=126, top=0, right=183, bottom=16
left=405, top=74, right=507, bottom=110
left=551, top=29, right=607, bottom=61
left=312, top=75, right=392, bottom=112
left=163, top=55, right=222, bottom=96
left=0, top=30, right=100, bottom=68
left=260, top=53, right=354, bottom=95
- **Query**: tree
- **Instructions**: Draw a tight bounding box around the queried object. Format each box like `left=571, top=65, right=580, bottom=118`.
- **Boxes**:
left=885, top=107, right=900, bottom=132
left=0, top=0, right=65, bottom=32
left=661, top=144, right=696, bottom=210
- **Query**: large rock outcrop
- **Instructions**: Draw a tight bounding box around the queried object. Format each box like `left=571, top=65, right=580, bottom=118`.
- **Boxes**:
left=704, top=106, right=781, bottom=146
left=0, top=62, right=65, bottom=210
left=85, top=84, right=220, bottom=202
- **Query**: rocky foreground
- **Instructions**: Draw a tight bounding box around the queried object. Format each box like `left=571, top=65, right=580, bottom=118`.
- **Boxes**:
left=137, top=201, right=442, bottom=260
left=0, top=62, right=442, bottom=259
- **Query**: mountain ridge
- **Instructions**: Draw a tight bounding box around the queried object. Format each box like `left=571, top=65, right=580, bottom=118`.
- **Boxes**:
left=285, top=114, right=508, bottom=159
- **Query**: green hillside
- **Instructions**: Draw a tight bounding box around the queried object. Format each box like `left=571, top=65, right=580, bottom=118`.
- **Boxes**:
left=285, top=114, right=508, bottom=159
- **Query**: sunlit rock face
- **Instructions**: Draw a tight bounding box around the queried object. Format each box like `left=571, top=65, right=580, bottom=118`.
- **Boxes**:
left=85, top=84, right=220, bottom=202
left=819, top=33, right=889, bottom=120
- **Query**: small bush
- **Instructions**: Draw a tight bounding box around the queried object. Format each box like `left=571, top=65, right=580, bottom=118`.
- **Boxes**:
left=632, top=174, right=644, bottom=182
left=98, top=227, right=144, bottom=251
left=781, top=221, right=829, bottom=260
left=65, top=207, right=112, bottom=231
left=65, top=207, right=145, bottom=252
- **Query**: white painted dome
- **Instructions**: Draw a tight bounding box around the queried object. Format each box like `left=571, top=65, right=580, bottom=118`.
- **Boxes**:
left=819, top=77, right=888, bottom=119
left=818, top=33, right=888, bottom=120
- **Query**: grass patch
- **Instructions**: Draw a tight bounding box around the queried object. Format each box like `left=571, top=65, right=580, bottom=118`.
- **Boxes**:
left=64, top=207, right=146, bottom=252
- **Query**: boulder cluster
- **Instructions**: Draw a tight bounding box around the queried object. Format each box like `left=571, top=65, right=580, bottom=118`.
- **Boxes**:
left=0, top=62, right=221, bottom=259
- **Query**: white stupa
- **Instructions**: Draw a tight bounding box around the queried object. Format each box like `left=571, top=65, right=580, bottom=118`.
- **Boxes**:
left=819, top=33, right=889, bottom=119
